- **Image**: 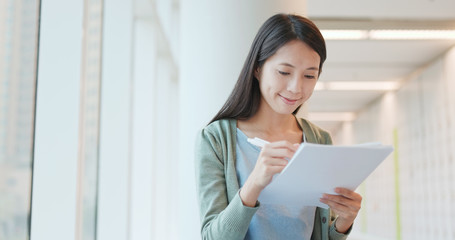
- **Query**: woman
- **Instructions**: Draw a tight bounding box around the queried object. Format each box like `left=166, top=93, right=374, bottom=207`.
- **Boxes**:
left=195, top=13, right=362, bottom=240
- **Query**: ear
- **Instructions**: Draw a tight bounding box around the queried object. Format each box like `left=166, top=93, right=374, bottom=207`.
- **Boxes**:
left=254, top=67, right=261, bottom=80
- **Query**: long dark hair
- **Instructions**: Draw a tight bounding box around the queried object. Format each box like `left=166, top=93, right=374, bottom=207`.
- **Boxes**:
left=209, top=14, right=326, bottom=124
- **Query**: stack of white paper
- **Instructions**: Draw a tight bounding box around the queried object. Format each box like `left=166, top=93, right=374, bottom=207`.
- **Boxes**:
left=258, top=142, right=394, bottom=208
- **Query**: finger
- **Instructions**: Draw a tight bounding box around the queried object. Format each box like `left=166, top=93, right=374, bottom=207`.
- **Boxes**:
left=320, top=197, right=351, bottom=213
left=322, top=194, right=355, bottom=208
left=263, top=165, right=287, bottom=175
left=261, top=157, right=288, bottom=166
left=334, top=188, right=362, bottom=201
left=261, top=146, right=296, bottom=159
left=320, top=198, right=357, bottom=221
left=267, top=140, right=300, bottom=151
left=322, top=194, right=349, bottom=205
left=322, top=194, right=361, bottom=211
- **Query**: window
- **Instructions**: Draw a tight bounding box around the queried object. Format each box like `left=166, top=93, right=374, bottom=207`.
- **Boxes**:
left=0, top=0, right=40, bottom=239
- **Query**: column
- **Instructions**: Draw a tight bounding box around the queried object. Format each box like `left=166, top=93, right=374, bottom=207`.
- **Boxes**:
left=30, top=0, right=83, bottom=239
left=96, top=0, right=133, bottom=239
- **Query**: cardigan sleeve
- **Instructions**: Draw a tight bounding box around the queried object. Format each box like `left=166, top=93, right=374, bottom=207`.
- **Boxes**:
left=195, top=128, right=259, bottom=240
left=329, top=218, right=352, bottom=240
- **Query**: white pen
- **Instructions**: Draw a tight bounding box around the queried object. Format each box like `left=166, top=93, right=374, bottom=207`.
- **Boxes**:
left=247, top=137, right=270, bottom=148
left=247, top=132, right=306, bottom=148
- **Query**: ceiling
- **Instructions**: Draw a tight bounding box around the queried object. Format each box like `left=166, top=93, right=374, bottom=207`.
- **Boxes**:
left=305, top=0, right=455, bottom=134
left=135, top=0, right=455, bottom=134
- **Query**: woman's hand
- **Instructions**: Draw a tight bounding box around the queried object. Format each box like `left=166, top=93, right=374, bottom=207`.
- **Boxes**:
left=251, top=141, right=299, bottom=188
left=239, top=141, right=299, bottom=207
left=320, top=187, right=362, bottom=233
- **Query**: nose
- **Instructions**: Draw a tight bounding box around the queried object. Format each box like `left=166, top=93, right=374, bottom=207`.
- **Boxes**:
left=287, top=75, right=302, bottom=94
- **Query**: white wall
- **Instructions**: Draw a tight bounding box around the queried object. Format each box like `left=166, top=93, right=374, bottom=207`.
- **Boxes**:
left=345, top=46, right=455, bottom=240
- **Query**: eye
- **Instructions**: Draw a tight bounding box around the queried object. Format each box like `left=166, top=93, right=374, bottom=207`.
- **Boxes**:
left=278, top=70, right=290, bottom=76
left=304, top=75, right=316, bottom=79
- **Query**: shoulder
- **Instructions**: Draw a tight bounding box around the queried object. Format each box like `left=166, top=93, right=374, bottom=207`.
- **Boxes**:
left=297, top=117, right=332, bottom=144
left=195, top=118, right=237, bottom=165
left=300, top=118, right=330, bottom=135
left=197, top=118, right=237, bottom=149
left=203, top=118, right=235, bottom=134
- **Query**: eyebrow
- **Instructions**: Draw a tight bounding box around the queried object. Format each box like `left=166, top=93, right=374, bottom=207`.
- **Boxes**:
left=279, top=62, right=319, bottom=71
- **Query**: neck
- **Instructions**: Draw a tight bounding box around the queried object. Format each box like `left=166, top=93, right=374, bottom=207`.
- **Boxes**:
left=246, top=104, right=299, bottom=135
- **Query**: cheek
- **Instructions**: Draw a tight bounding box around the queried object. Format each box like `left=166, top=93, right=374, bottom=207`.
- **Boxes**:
left=259, top=76, right=279, bottom=93
left=303, top=82, right=317, bottom=97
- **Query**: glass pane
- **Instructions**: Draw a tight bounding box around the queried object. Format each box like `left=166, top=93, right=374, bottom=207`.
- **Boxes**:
left=75, top=0, right=103, bottom=239
left=0, top=0, right=40, bottom=239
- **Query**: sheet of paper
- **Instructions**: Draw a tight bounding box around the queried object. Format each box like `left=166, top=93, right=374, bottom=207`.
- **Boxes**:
left=258, top=142, right=394, bottom=208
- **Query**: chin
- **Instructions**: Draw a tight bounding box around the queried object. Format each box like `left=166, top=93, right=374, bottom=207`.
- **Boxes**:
left=274, top=107, right=299, bottom=115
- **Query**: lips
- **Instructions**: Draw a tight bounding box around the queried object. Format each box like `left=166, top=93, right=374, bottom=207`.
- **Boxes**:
left=279, top=94, right=300, bottom=105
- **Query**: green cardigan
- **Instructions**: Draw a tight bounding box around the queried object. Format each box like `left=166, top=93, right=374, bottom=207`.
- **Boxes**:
left=195, top=118, right=351, bottom=240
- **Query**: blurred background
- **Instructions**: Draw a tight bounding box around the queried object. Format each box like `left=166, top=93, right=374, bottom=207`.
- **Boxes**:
left=0, top=0, right=454, bottom=239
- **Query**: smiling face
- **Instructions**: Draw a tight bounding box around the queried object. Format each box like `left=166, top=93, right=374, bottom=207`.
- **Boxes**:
left=255, top=40, right=321, bottom=116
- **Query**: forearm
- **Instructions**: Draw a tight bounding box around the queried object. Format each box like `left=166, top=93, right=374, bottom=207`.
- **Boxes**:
left=239, top=177, right=263, bottom=207
left=200, top=191, right=258, bottom=240
left=328, top=218, right=352, bottom=240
